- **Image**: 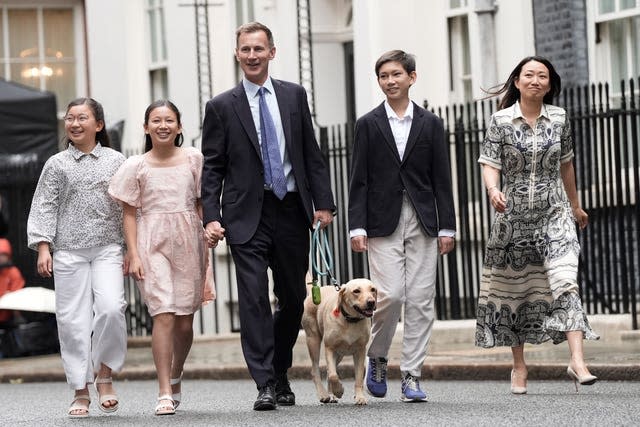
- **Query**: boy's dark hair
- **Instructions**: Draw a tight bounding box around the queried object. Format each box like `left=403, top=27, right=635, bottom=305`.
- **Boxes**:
left=375, top=50, right=416, bottom=76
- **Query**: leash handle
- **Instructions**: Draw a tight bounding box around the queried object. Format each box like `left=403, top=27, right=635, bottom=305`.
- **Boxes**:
left=310, top=220, right=340, bottom=295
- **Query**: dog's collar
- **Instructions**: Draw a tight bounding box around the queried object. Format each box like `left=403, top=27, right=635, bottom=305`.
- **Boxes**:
left=339, top=304, right=365, bottom=323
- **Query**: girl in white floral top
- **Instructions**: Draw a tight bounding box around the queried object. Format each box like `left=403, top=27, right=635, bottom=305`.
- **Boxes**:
left=27, top=98, right=127, bottom=418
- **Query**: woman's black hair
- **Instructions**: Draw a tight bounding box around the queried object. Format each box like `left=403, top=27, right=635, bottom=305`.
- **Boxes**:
left=485, top=55, right=562, bottom=110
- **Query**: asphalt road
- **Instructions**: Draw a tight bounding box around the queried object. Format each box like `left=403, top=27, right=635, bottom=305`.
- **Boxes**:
left=4, top=379, right=639, bottom=426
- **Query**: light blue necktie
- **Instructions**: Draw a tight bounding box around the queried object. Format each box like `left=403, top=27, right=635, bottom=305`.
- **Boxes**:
left=258, top=87, right=287, bottom=200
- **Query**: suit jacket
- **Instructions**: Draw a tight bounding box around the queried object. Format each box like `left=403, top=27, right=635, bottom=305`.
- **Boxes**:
left=348, top=101, right=456, bottom=237
left=201, top=79, right=335, bottom=245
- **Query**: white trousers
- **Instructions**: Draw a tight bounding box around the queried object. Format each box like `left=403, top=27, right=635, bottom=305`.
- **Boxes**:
left=53, top=244, right=127, bottom=390
left=367, top=195, right=438, bottom=377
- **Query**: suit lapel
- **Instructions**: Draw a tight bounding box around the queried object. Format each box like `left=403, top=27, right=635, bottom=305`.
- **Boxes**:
left=373, top=103, right=401, bottom=164
left=231, top=83, right=261, bottom=159
left=402, top=102, right=425, bottom=164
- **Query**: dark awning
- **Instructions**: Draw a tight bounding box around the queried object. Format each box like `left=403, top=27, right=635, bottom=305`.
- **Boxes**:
left=0, top=78, right=58, bottom=160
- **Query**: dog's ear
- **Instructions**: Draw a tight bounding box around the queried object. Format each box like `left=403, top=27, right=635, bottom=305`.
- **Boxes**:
left=337, top=286, right=346, bottom=304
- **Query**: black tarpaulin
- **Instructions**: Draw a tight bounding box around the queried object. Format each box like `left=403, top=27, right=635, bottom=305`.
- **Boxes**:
left=0, top=78, right=57, bottom=160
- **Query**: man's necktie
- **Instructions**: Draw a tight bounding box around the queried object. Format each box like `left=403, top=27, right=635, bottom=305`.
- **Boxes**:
left=258, top=87, right=287, bottom=200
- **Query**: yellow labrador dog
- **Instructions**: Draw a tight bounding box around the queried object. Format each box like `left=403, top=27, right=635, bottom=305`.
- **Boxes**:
left=301, top=278, right=377, bottom=405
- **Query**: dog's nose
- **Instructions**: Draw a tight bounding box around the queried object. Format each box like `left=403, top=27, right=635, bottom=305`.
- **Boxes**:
left=366, top=300, right=376, bottom=310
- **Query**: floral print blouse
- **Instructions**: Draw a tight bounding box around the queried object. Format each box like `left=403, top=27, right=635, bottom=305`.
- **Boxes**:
left=27, top=143, right=125, bottom=252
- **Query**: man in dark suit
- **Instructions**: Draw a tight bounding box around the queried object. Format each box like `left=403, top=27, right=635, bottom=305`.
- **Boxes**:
left=348, top=50, right=456, bottom=402
left=201, top=21, right=335, bottom=411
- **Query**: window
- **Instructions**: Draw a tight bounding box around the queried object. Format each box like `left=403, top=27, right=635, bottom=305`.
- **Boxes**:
left=595, top=2, right=640, bottom=93
left=235, top=0, right=255, bottom=26
left=449, top=0, right=469, bottom=9
left=147, top=0, right=168, bottom=100
left=599, top=0, right=639, bottom=14
left=0, top=6, right=76, bottom=110
left=448, top=14, right=472, bottom=103
left=150, top=68, right=168, bottom=101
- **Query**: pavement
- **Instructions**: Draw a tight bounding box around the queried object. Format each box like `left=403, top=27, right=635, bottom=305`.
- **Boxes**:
left=1, top=314, right=639, bottom=384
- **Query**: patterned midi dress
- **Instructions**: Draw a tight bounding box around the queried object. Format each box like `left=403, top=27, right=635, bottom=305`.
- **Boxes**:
left=475, top=102, right=599, bottom=347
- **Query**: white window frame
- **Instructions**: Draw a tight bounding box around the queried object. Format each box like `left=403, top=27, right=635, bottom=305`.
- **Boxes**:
left=146, top=0, right=168, bottom=100
left=0, top=1, right=86, bottom=117
left=150, top=68, right=168, bottom=101
left=447, top=3, right=473, bottom=104
left=447, top=0, right=470, bottom=13
left=235, top=0, right=255, bottom=25
left=593, top=3, right=639, bottom=96
left=595, top=0, right=640, bottom=21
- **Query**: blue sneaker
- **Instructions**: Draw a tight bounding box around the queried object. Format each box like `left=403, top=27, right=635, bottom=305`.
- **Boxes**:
left=366, top=357, right=388, bottom=397
left=401, top=373, right=427, bottom=402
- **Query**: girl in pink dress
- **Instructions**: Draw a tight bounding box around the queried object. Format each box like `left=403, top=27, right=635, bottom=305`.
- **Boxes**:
left=109, top=100, right=214, bottom=415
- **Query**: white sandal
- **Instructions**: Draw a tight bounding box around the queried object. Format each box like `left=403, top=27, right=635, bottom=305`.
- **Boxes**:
left=94, top=377, right=119, bottom=413
left=170, top=372, right=183, bottom=409
left=68, top=394, right=91, bottom=418
left=155, top=394, right=175, bottom=416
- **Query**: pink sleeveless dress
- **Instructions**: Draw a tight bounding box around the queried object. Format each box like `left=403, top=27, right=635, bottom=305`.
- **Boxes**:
left=109, top=147, right=214, bottom=316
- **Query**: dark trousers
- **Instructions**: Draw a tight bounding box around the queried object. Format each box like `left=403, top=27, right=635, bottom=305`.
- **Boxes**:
left=230, top=191, right=309, bottom=388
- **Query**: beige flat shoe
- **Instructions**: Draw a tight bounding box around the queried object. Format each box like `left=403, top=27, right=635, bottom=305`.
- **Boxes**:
left=170, top=372, right=183, bottom=409
left=155, top=394, right=175, bottom=416
left=68, top=394, right=91, bottom=418
left=94, top=377, right=119, bottom=413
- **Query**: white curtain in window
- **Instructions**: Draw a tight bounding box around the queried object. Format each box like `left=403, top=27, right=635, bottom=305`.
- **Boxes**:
left=43, top=9, right=75, bottom=104
left=7, top=9, right=39, bottom=87
left=3, top=7, right=75, bottom=105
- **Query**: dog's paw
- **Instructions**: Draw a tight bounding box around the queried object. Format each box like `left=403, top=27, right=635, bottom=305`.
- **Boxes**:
left=320, top=395, right=338, bottom=404
left=319, top=393, right=331, bottom=404
left=328, top=378, right=344, bottom=398
left=354, top=394, right=368, bottom=405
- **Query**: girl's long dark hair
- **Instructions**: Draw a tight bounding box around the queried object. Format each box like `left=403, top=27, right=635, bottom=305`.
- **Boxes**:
left=143, top=100, right=184, bottom=153
left=65, top=98, right=111, bottom=147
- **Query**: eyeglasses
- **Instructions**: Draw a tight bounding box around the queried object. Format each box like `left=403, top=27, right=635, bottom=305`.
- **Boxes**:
left=63, top=115, right=91, bottom=124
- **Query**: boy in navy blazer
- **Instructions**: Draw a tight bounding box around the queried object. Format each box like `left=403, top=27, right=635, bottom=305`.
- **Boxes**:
left=348, top=50, right=456, bottom=402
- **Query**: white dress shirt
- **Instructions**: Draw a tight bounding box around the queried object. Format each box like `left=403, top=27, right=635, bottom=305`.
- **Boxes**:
left=242, top=77, right=296, bottom=192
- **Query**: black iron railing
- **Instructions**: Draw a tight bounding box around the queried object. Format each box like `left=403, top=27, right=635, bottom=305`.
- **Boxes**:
left=2, top=78, right=638, bottom=335
left=317, top=78, right=640, bottom=328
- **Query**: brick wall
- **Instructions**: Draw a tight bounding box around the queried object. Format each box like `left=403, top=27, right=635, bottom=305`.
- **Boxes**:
left=532, top=0, right=589, bottom=87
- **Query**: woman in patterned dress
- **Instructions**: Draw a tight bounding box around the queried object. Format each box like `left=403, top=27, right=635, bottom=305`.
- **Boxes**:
left=475, top=56, right=599, bottom=394
left=109, top=100, right=214, bottom=415
left=27, top=98, right=127, bottom=417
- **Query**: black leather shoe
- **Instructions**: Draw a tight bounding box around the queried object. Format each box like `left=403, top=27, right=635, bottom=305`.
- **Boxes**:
left=275, top=374, right=295, bottom=406
left=253, top=385, right=276, bottom=411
